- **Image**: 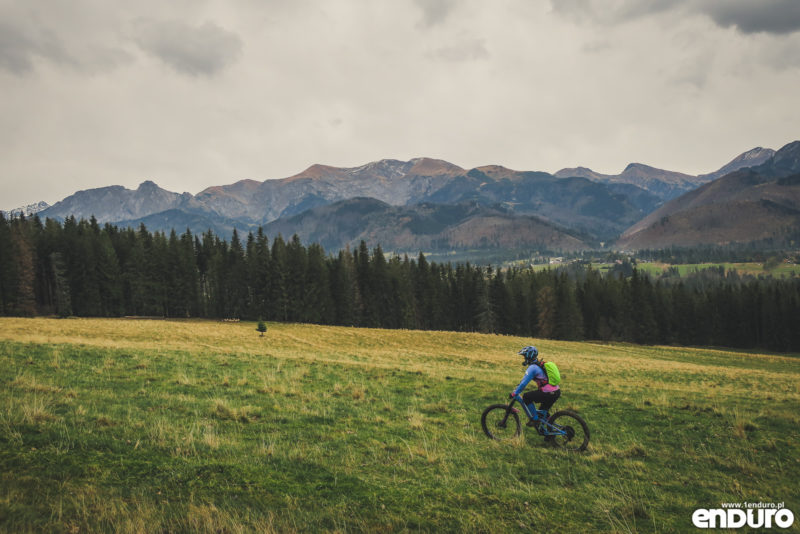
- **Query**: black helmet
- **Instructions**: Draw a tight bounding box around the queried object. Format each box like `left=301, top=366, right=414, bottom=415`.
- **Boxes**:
left=518, top=346, right=539, bottom=366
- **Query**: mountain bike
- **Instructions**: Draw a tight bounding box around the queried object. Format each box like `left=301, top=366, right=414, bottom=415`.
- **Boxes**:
left=481, top=393, right=590, bottom=451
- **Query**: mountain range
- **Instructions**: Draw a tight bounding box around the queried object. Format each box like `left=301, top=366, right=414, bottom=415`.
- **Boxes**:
left=554, top=147, right=775, bottom=200
left=262, top=198, right=591, bottom=253
left=28, top=141, right=800, bottom=254
left=618, top=141, right=800, bottom=249
left=38, top=157, right=651, bottom=245
left=0, top=201, right=50, bottom=219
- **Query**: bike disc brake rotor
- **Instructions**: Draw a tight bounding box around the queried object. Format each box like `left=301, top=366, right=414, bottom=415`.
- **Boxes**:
left=564, top=425, right=575, bottom=441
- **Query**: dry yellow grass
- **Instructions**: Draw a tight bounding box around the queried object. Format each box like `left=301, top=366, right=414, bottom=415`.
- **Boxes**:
left=4, top=317, right=793, bottom=372
left=2, top=318, right=796, bottom=417
left=21, top=318, right=800, bottom=401
left=1, top=317, right=798, bottom=533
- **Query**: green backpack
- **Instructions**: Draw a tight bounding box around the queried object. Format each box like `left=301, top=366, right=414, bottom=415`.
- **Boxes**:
left=543, top=361, right=561, bottom=386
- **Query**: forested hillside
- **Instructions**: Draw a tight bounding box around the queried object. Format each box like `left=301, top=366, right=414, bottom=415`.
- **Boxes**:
left=1, top=213, right=798, bottom=351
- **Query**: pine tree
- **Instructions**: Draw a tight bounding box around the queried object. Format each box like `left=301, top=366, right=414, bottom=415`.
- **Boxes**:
left=285, top=234, right=308, bottom=322
left=474, top=269, right=497, bottom=334
left=536, top=285, right=556, bottom=339
left=0, top=213, right=15, bottom=314
left=304, top=243, right=333, bottom=324
left=370, top=245, right=391, bottom=327
left=9, top=218, right=37, bottom=316
left=578, top=269, right=602, bottom=340
left=249, top=228, right=272, bottom=320
left=269, top=236, right=289, bottom=321
left=391, top=255, right=417, bottom=329
left=489, top=269, right=511, bottom=334
left=554, top=273, right=583, bottom=341
left=355, top=241, right=377, bottom=326
left=95, top=229, right=122, bottom=316
left=630, top=270, right=657, bottom=344
left=226, top=229, right=248, bottom=318
left=181, top=230, right=200, bottom=317
left=49, top=252, right=72, bottom=317
left=331, top=247, right=359, bottom=326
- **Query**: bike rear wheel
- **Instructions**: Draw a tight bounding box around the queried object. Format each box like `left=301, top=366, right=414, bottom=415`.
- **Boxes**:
left=546, top=410, right=589, bottom=451
left=481, top=404, right=521, bottom=441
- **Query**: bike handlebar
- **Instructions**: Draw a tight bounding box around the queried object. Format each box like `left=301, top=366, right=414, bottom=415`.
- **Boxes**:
left=508, top=394, right=523, bottom=406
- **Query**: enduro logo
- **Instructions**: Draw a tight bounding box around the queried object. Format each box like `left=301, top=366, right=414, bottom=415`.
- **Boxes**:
left=692, top=503, right=794, bottom=529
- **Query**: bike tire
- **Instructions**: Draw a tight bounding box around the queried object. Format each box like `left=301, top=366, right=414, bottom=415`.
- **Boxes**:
left=546, top=410, right=589, bottom=451
left=481, top=404, right=521, bottom=441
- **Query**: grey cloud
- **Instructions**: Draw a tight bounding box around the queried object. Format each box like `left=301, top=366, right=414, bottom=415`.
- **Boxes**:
left=414, top=0, right=456, bottom=28
left=615, top=0, right=682, bottom=21
left=548, top=0, right=610, bottom=24
left=133, top=19, right=243, bottom=76
left=702, top=0, right=800, bottom=35
left=582, top=40, right=612, bottom=54
left=551, top=0, right=800, bottom=35
left=550, top=0, right=682, bottom=24
left=429, top=38, right=489, bottom=62
left=549, top=0, right=588, bottom=16
left=0, top=22, right=45, bottom=73
left=761, top=38, right=800, bottom=70
left=0, top=17, right=132, bottom=75
left=672, top=52, right=713, bottom=88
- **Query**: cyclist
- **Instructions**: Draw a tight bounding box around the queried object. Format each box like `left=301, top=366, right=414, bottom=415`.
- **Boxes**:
left=510, top=346, right=560, bottom=426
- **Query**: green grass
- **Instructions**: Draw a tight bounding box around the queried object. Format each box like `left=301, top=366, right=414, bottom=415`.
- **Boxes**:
left=632, top=262, right=800, bottom=277
left=505, top=261, right=800, bottom=277
left=1, top=318, right=799, bottom=533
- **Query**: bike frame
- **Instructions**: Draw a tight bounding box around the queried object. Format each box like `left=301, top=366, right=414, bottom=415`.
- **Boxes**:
left=507, top=394, right=567, bottom=437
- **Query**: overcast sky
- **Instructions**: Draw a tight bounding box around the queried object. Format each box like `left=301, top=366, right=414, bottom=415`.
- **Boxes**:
left=2, top=0, right=800, bottom=208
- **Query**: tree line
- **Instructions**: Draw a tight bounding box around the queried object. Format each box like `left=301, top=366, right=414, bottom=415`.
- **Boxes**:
left=1, top=214, right=798, bottom=352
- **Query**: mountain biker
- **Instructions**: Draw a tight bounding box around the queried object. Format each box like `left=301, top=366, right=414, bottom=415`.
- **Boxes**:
left=510, top=346, right=560, bottom=426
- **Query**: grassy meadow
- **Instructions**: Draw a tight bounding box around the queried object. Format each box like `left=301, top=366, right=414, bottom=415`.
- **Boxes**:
left=634, top=262, right=800, bottom=277
left=508, top=260, right=800, bottom=276
left=1, top=318, right=799, bottom=533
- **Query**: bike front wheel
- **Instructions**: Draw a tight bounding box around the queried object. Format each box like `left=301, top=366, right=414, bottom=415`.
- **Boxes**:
left=481, top=404, right=521, bottom=441
left=546, top=410, right=589, bottom=451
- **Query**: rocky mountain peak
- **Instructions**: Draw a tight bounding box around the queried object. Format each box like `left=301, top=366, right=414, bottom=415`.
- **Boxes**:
left=349, top=159, right=409, bottom=179
left=407, top=157, right=464, bottom=176
left=40, top=180, right=182, bottom=223
left=700, top=146, right=776, bottom=181
left=288, top=164, right=346, bottom=181
left=553, top=166, right=611, bottom=180
left=474, top=165, right=520, bottom=180
left=617, top=139, right=800, bottom=249
left=770, top=140, right=800, bottom=172
left=620, top=162, right=694, bottom=184
left=138, top=180, right=159, bottom=190
left=1, top=200, right=50, bottom=218
left=563, top=166, right=593, bottom=174
left=622, top=163, right=656, bottom=174
left=739, top=147, right=773, bottom=161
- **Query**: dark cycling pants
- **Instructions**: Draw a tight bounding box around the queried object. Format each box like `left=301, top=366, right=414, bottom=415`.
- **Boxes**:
left=523, top=389, right=561, bottom=413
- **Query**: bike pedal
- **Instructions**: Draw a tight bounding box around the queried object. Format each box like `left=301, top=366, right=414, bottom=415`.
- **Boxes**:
left=526, top=419, right=538, bottom=427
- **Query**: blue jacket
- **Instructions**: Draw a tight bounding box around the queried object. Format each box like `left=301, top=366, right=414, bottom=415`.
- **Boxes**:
left=513, top=364, right=559, bottom=395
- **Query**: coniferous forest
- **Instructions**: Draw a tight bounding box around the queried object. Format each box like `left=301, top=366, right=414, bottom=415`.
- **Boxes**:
left=1, top=213, right=799, bottom=352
